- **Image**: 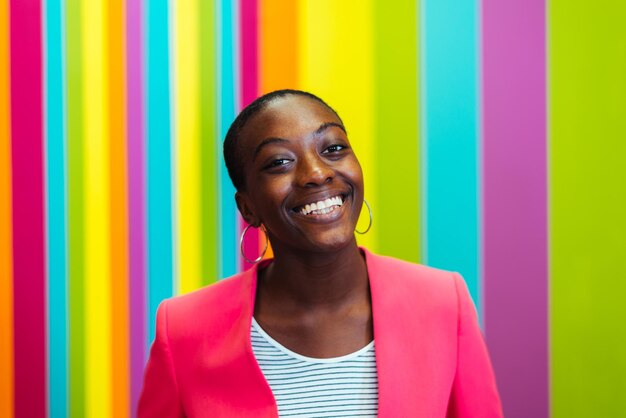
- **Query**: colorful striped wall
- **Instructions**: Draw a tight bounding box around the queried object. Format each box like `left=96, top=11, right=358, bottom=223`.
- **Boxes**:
left=1, top=0, right=625, bottom=416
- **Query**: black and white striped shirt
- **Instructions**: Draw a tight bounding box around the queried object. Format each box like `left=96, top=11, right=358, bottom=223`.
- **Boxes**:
left=251, top=318, right=379, bottom=417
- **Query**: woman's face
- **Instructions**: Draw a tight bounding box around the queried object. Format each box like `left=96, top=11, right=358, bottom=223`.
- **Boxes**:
left=236, top=95, right=364, bottom=253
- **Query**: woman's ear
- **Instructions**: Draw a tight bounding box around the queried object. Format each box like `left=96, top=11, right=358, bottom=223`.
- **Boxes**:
left=235, top=191, right=260, bottom=227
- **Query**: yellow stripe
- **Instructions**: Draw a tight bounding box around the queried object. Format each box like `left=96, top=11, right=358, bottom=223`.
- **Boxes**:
left=82, top=0, right=111, bottom=414
left=297, top=0, right=376, bottom=251
left=174, top=0, right=202, bottom=293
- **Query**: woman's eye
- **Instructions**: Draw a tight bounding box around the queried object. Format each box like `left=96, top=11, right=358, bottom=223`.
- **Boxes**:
left=323, top=144, right=347, bottom=153
left=266, top=158, right=291, bottom=168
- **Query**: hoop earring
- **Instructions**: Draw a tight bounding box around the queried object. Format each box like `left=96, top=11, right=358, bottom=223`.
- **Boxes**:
left=355, top=199, right=372, bottom=235
left=240, top=224, right=269, bottom=264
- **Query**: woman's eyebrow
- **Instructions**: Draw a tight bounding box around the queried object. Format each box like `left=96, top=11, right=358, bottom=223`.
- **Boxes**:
left=253, top=137, right=289, bottom=160
left=253, top=123, right=346, bottom=160
left=315, top=122, right=346, bottom=134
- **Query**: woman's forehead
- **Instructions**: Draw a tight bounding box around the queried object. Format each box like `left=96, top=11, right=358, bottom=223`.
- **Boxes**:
left=240, top=96, right=342, bottom=143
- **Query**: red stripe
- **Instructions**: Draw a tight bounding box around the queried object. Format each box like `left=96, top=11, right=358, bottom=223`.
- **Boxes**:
left=238, top=0, right=259, bottom=270
left=10, top=0, right=47, bottom=416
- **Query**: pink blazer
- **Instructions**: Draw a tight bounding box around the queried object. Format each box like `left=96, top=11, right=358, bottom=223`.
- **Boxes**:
left=138, top=248, right=503, bottom=417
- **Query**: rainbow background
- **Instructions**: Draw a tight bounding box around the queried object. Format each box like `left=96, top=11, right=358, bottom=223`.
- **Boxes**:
left=1, top=0, right=625, bottom=416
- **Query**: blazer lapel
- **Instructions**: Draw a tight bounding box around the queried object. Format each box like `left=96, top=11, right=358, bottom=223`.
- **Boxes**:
left=365, top=249, right=456, bottom=417
left=228, top=263, right=279, bottom=417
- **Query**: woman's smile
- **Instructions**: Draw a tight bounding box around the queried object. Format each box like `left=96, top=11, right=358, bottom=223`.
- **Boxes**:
left=292, top=193, right=349, bottom=222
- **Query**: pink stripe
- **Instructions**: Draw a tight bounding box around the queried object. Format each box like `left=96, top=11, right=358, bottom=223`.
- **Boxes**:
left=238, top=0, right=259, bottom=271
left=10, top=0, right=47, bottom=416
left=482, top=1, right=548, bottom=417
left=127, top=0, right=146, bottom=415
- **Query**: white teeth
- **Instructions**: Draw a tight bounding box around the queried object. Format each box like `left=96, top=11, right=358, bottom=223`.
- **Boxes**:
left=298, top=195, right=344, bottom=216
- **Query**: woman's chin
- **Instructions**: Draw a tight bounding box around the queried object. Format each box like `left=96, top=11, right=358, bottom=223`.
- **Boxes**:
left=304, top=228, right=357, bottom=253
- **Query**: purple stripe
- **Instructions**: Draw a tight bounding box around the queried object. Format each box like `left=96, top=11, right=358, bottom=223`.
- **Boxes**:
left=482, top=0, right=548, bottom=417
left=127, top=0, right=146, bottom=415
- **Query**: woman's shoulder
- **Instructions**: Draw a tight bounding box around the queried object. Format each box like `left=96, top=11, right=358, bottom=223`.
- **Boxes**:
left=157, top=269, right=255, bottom=338
left=366, top=249, right=460, bottom=285
left=365, top=249, right=470, bottom=312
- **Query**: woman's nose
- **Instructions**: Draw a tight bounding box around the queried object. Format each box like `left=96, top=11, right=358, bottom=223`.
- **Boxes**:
left=296, top=154, right=335, bottom=187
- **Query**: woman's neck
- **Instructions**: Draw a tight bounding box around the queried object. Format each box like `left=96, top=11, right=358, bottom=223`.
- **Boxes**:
left=258, top=240, right=369, bottom=310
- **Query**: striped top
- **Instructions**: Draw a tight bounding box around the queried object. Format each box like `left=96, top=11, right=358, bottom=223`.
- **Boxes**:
left=251, top=318, right=379, bottom=417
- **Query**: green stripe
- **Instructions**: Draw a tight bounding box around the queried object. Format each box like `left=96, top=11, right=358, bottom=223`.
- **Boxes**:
left=199, top=0, right=218, bottom=285
left=549, top=2, right=626, bottom=416
left=373, top=0, right=420, bottom=263
left=66, top=0, right=85, bottom=415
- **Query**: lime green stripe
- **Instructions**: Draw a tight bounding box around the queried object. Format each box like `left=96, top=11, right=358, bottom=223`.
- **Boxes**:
left=66, top=0, right=86, bottom=415
left=549, top=2, right=626, bottom=416
left=199, top=0, right=218, bottom=285
left=373, top=0, right=420, bottom=263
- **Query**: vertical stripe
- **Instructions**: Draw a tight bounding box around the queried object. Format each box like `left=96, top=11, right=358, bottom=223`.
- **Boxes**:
left=108, top=0, right=129, bottom=415
left=238, top=0, right=259, bottom=270
left=256, top=0, right=294, bottom=262
left=258, top=0, right=300, bottom=261
left=146, top=0, right=174, bottom=347
left=175, top=0, right=203, bottom=292
left=421, top=0, right=479, bottom=303
left=66, top=0, right=86, bottom=413
left=45, top=0, right=69, bottom=414
left=259, top=0, right=298, bottom=92
left=217, top=0, right=238, bottom=278
left=482, top=0, right=547, bottom=417
left=298, top=0, right=376, bottom=251
left=126, top=0, right=146, bottom=414
left=83, top=0, right=112, bottom=413
left=10, top=0, right=47, bottom=416
left=549, top=2, right=626, bottom=417
left=199, top=0, right=218, bottom=285
left=374, top=0, right=419, bottom=264
left=0, top=0, right=14, bottom=414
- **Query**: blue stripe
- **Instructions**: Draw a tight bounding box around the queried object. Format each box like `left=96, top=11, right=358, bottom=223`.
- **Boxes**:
left=421, top=0, right=481, bottom=316
left=217, top=0, right=238, bottom=278
left=45, top=0, right=68, bottom=415
left=146, top=0, right=174, bottom=346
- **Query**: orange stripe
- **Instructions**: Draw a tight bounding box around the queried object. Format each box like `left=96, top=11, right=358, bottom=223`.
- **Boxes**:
left=0, top=0, right=14, bottom=415
left=108, top=0, right=129, bottom=415
left=259, top=0, right=299, bottom=92
left=258, top=0, right=299, bottom=260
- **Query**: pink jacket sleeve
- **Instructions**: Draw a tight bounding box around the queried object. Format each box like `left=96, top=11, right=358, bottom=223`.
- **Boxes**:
left=446, top=273, right=504, bottom=418
left=137, top=301, right=185, bottom=418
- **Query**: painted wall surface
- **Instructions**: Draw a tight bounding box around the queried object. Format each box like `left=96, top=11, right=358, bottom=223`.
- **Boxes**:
left=1, top=0, right=625, bottom=416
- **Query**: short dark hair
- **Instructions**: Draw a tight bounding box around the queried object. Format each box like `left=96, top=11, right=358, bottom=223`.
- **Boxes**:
left=223, top=89, right=342, bottom=191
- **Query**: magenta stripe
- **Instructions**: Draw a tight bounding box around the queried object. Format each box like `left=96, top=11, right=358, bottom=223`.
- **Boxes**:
left=10, top=0, right=47, bottom=416
left=127, top=0, right=146, bottom=415
left=482, top=1, right=548, bottom=417
left=238, top=0, right=259, bottom=270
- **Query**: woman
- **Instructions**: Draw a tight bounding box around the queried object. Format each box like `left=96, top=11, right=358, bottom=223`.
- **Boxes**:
left=138, top=90, right=503, bottom=417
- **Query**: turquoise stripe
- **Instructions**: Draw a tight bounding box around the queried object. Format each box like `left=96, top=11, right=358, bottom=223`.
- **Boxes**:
left=45, top=0, right=68, bottom=415
left=146, top=0, right=173, bottom=345
left=421, top=0, right=481, bottom=314
left=217, top=0, right=238, bottom=278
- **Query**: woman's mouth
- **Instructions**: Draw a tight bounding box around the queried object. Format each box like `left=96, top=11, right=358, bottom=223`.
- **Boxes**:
left=295, top=195, right=345, bottom=216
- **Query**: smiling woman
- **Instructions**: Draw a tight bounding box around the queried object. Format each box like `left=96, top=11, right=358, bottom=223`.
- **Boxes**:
left=138, top=90, right=503, bottom=417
